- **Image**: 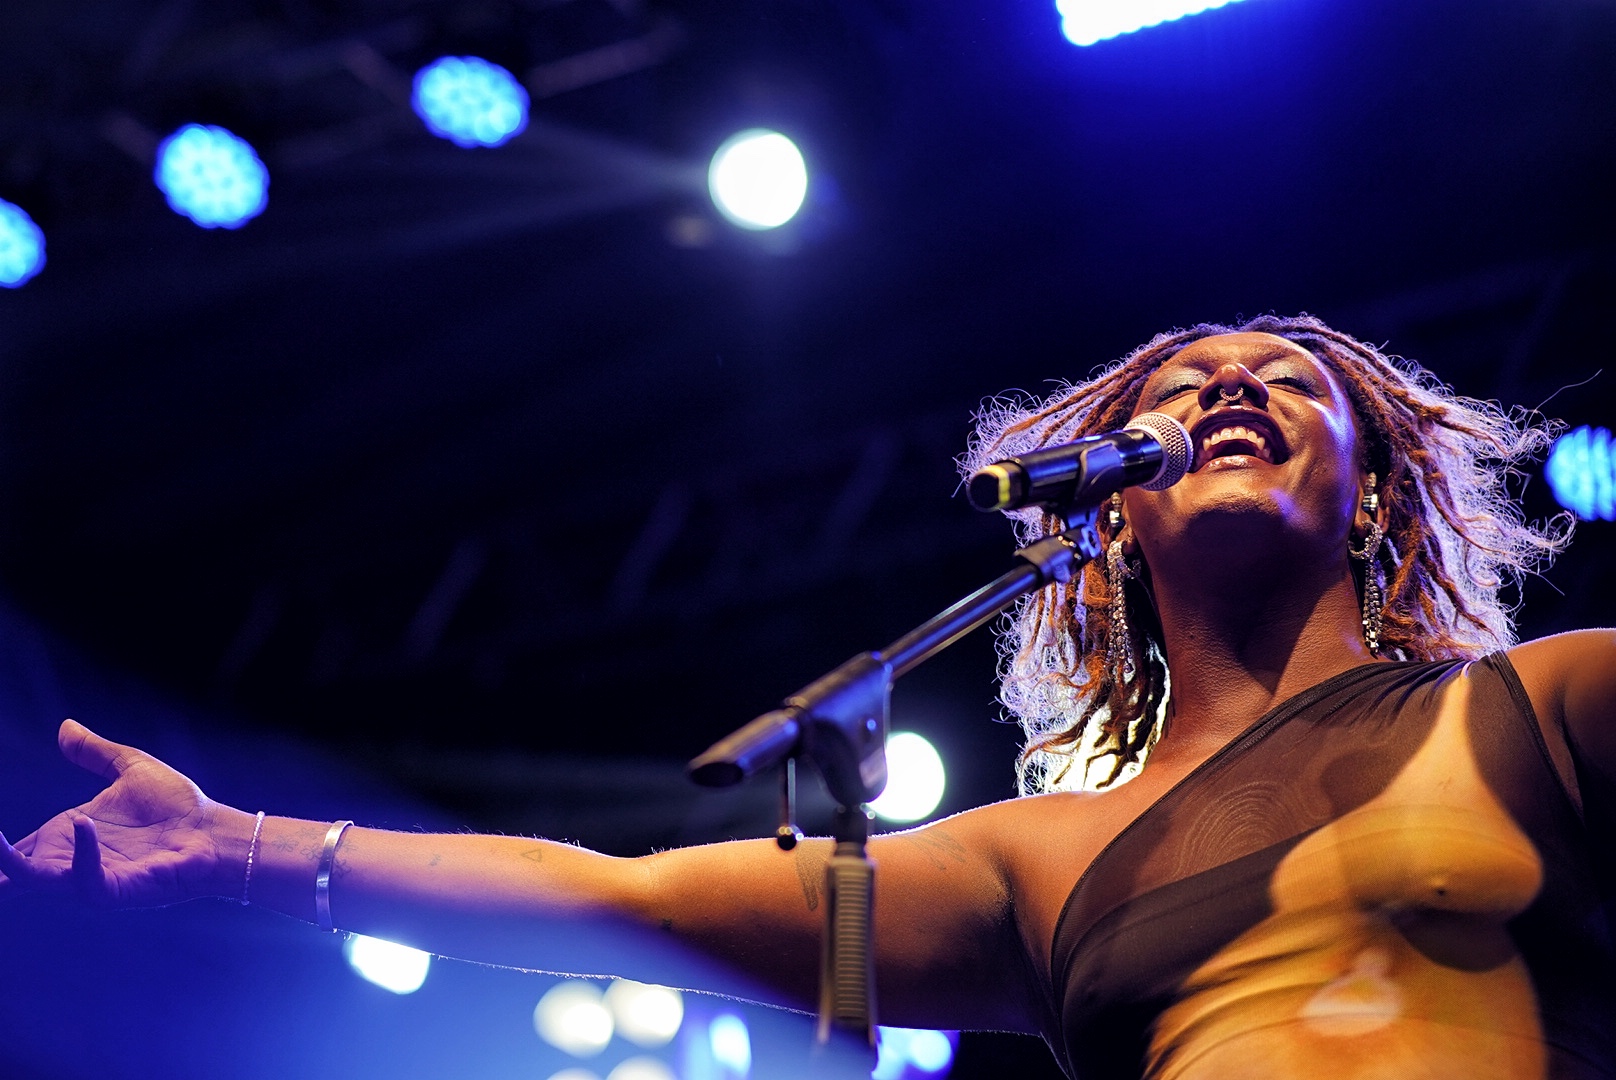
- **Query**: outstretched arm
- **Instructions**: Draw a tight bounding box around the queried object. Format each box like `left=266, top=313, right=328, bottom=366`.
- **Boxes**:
left=1, top=721, right=1041, bottom=1034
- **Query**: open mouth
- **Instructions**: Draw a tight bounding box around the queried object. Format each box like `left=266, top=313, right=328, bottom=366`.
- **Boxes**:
left=1191, top=411, right=1290, bottom=470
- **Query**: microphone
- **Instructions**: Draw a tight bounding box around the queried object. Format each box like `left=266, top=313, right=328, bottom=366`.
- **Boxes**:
left=967, top=412, right=1192, bottom=512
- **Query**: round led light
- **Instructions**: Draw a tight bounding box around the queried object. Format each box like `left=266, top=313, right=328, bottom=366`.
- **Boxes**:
left=870, top=732, right=947, bottom=823
left=708, top=130, right=808, bottom=230
left=413, top=56, right=529, bottom=148
left=535, top=981, right=615, bottom=1057
left=342, top=934, right=431, bottom=994
left=0, top=198, right=46, bottom=287
left=154, top=124, right=269, bottom=228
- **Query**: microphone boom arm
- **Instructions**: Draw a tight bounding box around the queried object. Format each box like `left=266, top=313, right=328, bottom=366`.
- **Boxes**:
left=687, top=502, right=1106, bottom=1056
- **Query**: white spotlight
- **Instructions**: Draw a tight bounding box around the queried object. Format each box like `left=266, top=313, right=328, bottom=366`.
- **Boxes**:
left=870, top=732, right=946, bottom=824
left=708, top=130, right=808, bottom=230
left=605, top=980, right=684, bottom=1047
left=875, top=1027, right=957, bottom=1078
left=1057, top=0, right=1249, bottom=46
left=343, top=934, right=431, bottom=994
left=535, top=981, right=616, bottom=1057
left=606, top=1058, right=677, bottom=1080
left=708, top=1014, right=752, bottom=1076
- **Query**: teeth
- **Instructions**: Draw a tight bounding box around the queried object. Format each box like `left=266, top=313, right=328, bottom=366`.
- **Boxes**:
left=1199, top=424, right=1274, bottom=463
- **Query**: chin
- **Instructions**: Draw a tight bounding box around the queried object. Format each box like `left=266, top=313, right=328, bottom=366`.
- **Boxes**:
left=1172, top=487, right=1330, bottom=552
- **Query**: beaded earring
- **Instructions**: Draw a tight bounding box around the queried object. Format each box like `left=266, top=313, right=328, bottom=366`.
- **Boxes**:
left=1348, top=474, right=1385, bottom=656
left=1105, top=494, right=1139, bottom=681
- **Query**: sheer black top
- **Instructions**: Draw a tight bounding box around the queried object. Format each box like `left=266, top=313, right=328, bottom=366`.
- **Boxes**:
left=1048, top=655, right=1615, bottom=1079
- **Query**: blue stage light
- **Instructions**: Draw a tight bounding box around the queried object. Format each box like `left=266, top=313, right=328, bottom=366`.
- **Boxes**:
left=1057, top=0, right=1250, bottom=46
left=0, top=198, right=46, bottom=287
left=154, top=124, right=269, bottom=228
left=413, top=57, right=529, bottom=148
left=1546, top=425, right=1615, bottom=521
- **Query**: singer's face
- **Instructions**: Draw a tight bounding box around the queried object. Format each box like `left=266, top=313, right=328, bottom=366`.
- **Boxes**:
left=1121, top=332, right=1366, bottom=565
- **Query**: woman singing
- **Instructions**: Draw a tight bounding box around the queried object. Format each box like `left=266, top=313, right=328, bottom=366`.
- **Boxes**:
left=3, top=315, right=1611, bottom=1078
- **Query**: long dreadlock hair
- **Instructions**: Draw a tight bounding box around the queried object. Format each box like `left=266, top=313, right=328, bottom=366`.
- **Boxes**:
left=961, top=314, right=1571, bottom=795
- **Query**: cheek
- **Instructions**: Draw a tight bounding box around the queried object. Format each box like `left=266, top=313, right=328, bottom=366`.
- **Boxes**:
left=1305, top=401, right=1364, bottom=473
left=1117, top=488, right=1170, bottom=551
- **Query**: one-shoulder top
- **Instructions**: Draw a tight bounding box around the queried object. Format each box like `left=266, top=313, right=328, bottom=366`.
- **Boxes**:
left=1047, top=654, right=1615, bottom=1079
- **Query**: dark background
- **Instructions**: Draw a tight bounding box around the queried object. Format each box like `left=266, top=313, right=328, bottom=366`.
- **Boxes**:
left=0, top=1, right=1612, bottom=1077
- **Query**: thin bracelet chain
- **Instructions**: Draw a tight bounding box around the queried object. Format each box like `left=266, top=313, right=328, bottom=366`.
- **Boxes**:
left=240, top=810, right=266, bottom=905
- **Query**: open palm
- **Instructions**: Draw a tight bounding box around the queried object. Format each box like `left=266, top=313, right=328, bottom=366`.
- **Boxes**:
left=0, top=720, right=229, bottom=907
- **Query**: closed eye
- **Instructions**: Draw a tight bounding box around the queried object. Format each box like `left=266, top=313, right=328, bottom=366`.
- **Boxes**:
left=1149, top=380, right=1201, bottom=405
left=1266, top=375, right=1321, bottom=396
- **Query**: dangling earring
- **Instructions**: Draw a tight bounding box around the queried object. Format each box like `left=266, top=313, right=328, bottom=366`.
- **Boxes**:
left=1106, top=495, right=1139, bottom=680
left=1359, top=473, right=1380, bottom=518
left=1348, top=475, right=1384, bottom=656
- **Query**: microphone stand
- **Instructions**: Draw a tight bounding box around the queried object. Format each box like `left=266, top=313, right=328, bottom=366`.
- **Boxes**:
left=688, top=503, right=1106, bottom=1062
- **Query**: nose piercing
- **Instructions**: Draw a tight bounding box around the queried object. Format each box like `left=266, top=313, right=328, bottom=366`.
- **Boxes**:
left=1218, top=386, right=1244, bottom=404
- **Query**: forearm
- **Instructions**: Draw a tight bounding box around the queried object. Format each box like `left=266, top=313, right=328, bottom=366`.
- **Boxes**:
left=216, top=809, right=659, bottom=976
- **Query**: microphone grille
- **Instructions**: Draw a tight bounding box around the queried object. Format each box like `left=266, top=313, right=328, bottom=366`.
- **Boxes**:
left=1126, top=412, right=1192, bottom=490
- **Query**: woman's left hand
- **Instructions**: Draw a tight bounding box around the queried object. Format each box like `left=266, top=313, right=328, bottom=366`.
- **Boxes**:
left=0, top=719, right=245, bottom=907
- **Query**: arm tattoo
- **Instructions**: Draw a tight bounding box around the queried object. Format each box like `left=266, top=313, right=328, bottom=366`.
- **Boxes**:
left=793, top=844, right=826, bottom=912
left=907, top=828, right=968, bottom=871
left=519, top=847, right=545, bottom=864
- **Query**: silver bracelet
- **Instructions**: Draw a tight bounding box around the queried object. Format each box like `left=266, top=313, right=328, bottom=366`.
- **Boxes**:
left=240, top=810, right=266, bottom=905
left=315, top=820, right=354, bottom=933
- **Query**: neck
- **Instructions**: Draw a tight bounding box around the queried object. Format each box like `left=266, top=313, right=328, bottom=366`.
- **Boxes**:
left=1142, top=556, right=1377, bottom=767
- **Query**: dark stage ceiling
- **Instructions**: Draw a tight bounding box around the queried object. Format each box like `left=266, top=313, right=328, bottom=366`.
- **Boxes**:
left=1, top=0, right=1614, bottom=839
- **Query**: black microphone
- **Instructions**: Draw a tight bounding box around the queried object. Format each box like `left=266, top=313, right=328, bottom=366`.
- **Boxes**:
left=966, top=412, right=1192, bottom=512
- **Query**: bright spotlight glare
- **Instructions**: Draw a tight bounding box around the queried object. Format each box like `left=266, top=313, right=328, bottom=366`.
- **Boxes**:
left=535, top=981, right=616, bottom=1057
left=605, top=980, right=684, bottom=1047
left=154, top=124, right=269, bottom=228
left=605, top=1058, right=677, bottom=1080
left=545, top=1071, right=602, bottom=1080
left=870, top=732, right=946, bottom=823
left=906, top=1029, right=956, bottom=1072
left=343, top=934, right=431, bottom=994
left=413, top=56, right=529, bottom=148
left=708, top=130, right=808, bottom=230
left=1546, top=425, right=1616, bottom=521
left=0, top=198, right=46, bottom=288
left=875, top=1027, right=958, bottom=1078
left=1056, top=0, right=1248, bottom=46
left=708, top=1014, right=752, bottom=1076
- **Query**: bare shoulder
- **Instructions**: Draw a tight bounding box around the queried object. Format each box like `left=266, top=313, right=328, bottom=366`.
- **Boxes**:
left=875, top=781, right=1166, bottom=996
left=872, top=788, right=1110, bottom=887
left=1507, top=628, right=1616, bottom=778
left=868, top=791, right=1091, bottom=906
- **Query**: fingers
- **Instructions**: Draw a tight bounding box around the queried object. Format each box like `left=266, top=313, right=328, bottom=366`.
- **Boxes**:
left=0, top=818, right=110, bottom=904
left=0, top=827, right=52, bottom=894
left=70, top=814, right=109, bottom=904
left=58, top=719, right=137, bottom=782
left=0, top=829, right=23, bottom=886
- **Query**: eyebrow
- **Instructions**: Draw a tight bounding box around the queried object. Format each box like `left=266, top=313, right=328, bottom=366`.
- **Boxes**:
left=1152, top=344, right=1315, bottom=380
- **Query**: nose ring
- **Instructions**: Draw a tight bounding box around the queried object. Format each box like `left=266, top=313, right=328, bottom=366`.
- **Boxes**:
left=1218, top=386, right=1245, bottom=404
